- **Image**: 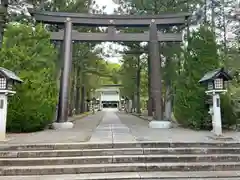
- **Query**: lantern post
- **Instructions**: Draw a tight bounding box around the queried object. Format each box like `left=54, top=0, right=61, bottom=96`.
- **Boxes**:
left=199, top=68, right=232, bottom=136
left=0, top=67, right=22, bottom=140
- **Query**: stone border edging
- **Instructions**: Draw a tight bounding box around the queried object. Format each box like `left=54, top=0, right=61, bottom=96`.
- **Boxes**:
left=131, top=112, right=180, bottom=128
left=69, top=112, right=91, bottom=122
left=131, top=113, right=153, bottom=121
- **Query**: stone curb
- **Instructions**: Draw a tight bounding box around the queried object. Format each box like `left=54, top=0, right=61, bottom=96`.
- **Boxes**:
left=46, top=112, right=91, bottom=130
left=131, top=113, right=152, bottom=121
left=68, top=112, right=91, bottom=122
left=131, top=113, right=180, bottom=128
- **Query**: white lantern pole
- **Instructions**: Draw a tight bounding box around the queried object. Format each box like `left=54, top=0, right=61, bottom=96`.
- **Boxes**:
left=212, top=92, right=222, bottom=136
left=0, top=93, right=7, bottom=140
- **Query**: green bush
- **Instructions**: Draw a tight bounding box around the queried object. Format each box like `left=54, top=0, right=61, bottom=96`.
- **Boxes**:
left=221, top=94, right=237, bottom=128
left=0, top=24, right=58, bottom=132
left=174, top=76, right=210, bottom=130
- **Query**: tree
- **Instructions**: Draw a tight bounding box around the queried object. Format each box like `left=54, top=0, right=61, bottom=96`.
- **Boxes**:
left=0, top=23, right=58, bottom=132
left=174, top=26, right=221, bottom=129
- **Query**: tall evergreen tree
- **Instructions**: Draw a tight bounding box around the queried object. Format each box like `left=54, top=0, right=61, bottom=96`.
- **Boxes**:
left=174, top=26, right=221, bottom=129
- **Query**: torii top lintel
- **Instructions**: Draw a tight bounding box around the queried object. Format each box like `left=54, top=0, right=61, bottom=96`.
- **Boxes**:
left=31, top=10, right=190, bottom=27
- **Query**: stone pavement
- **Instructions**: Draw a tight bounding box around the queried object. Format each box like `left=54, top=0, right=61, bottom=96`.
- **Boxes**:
left=117, top=112, right=240, bottom=142
left=2, top=109, right=240, bottom=145
left=89, top=109, right=240, bottom=143
left=89, top=109, right=136, bottom=143
left=3, top=111, right=105, bottom=144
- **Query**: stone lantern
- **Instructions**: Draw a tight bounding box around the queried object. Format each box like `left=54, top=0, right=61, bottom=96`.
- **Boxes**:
left=0, top=67, right=22, bottom=93
left=92, top=97, right=96, bottom=106
left=0, top=67, right=22, bottom=140
left=91, top=97, right=97, bottom=113
left=199, top=68, right=232, bottom=136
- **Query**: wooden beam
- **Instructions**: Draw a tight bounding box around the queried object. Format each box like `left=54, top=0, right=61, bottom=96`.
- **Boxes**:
left=50, top=31, right=182, bottom=42
left=31, top=10, right=190, bottom=27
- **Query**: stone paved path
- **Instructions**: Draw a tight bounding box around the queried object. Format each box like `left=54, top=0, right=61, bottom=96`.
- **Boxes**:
left=3, top=109, right=240, bottom=145
left=89, top=109, right=136, bottom=143
left=3, top=111, right=105, bottom=144
left=117, top=112, right=240, bottom=142
left=89, top=109, right=240, bottom=143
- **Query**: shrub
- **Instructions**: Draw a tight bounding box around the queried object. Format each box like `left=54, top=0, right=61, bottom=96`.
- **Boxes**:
left=0, top=24, right=58, bottom=132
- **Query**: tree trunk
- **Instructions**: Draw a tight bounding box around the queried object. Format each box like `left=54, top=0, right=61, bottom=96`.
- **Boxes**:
left=75, top=65, right=81, bottom=114
left=211, top=0, right=216, bottom=33
left=204, top=0, right=207, bottom=24
left=131, top=94, right=136, bottom=112
left=222, top=0, right=227, bottom=55
left=164, top=83, right=172, bottom=121
left=147, top=55, right=153, bottom=116
left=86, top=90, right=90, bottom=112
left=136, top=56, right=141, bottom=114
left=80, top=76, right=86, bottom=113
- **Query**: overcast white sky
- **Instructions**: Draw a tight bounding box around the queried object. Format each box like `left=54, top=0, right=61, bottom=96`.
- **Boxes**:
left=95, top=0, right=118, bottom=14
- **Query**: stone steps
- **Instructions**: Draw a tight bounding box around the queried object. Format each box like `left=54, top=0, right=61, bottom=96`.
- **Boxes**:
left=1, top=147, right=240, bottom=158
left=1, top=142, right=240, bottom=178
left=1, top=162, right=240, bottom=175
left=0, top=154, right=240, bottom=166
left=0, top=171, right=239, bottom=179
left=1, top=142, right=240, bottom=151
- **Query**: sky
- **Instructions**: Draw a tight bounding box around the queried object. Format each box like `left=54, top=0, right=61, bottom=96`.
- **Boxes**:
left=94, top=0, right=123, bottom=64
left=95, top=0, right=118, bottom=14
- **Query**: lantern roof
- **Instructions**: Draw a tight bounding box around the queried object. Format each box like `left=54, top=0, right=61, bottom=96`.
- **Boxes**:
left=0, top=67, right=23, bottom=83
left=199, top=67, right=232, bottom=84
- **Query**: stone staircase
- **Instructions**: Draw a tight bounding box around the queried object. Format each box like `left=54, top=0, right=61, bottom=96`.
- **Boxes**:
left=0, top=142, right=240, bottom=179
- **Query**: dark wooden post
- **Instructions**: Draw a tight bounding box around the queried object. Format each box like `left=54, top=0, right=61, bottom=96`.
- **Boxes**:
left=149, top=20, right=162, bottom=121
left=56, top=18, right=73, bottom=123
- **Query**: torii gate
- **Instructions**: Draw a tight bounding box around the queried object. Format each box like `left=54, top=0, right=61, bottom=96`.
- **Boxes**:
left=29, top=9, right=190, bottom=129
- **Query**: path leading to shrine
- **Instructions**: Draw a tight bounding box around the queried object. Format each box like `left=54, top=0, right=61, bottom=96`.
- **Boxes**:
left=90, top=108, right=240, bottom=143
left=90, top=108, right=137, bottom=143
left=3, top=108, right=240, bottom=144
